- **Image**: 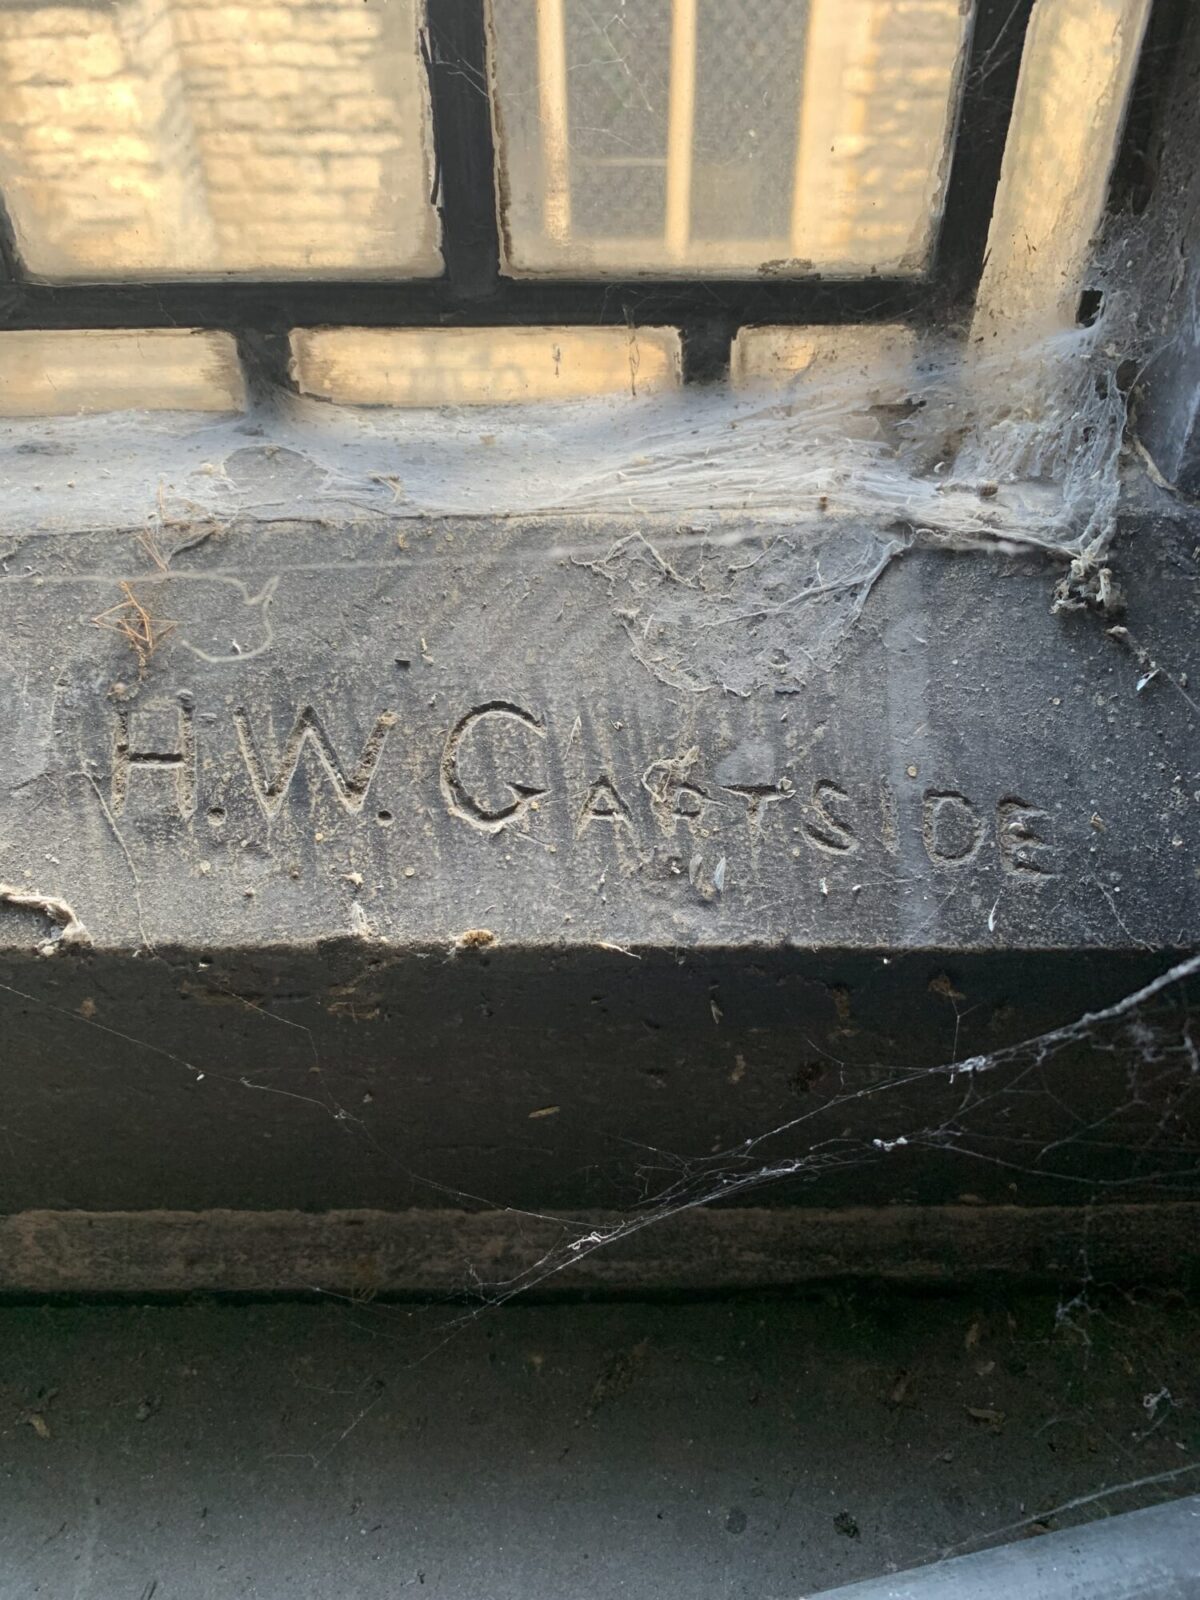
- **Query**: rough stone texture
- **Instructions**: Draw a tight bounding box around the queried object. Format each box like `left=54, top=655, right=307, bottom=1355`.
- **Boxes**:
left=1131, top=1, right=1200, bottom=496
left=0, top=510, right=1195, bottom=954
left=0, top=0, right=215, bottom=273
left=2, top=1204, right=1198, bottom=1297
left=0, top=501, right=1195, bottom=1228
left=0, top=1293, right=1197, bottom=1597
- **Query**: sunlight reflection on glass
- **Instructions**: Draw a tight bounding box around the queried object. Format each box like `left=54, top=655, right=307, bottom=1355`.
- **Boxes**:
left=0, top=0, right=439, bottom=278
left=487, top=0, right=970, bottom=277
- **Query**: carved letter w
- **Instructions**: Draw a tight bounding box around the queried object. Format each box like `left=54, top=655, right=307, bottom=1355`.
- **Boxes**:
left=234, top=704, right=396, bottom=819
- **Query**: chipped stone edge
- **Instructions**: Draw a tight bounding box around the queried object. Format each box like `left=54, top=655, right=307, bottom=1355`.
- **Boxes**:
left=0, top=885, right=92, bottom=957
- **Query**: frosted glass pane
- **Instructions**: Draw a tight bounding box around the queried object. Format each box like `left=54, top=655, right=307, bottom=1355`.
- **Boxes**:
left=0, top=0, right=439, bottom=278
left=290, top=326, right=682, bottom=405
left=487, top=0, right=971, bottom=277
left=0, top=330, right=245, bottom=414
left=732, top=325, right=916, bottom=391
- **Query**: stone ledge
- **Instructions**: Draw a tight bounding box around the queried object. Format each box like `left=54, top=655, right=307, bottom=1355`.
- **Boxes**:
left=0, top=513, right=1195, bottom=953
left=3, top=1203, right=1198, bottom=1296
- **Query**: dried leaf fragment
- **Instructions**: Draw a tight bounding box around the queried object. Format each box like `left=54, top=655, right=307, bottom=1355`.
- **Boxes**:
left=965, top=1405, right=1006, bottom=1429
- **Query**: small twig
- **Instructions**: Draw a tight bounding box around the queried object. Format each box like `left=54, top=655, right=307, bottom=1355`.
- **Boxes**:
left=92, top=581, right=176, bottom=668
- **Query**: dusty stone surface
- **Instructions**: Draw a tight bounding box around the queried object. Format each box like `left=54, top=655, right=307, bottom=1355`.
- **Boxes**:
left=0, top=1291, right=1197, bottom=1598
left=0, top=507, right=1195, bottom=1221
left=0, top=512, right=1195, bottom=954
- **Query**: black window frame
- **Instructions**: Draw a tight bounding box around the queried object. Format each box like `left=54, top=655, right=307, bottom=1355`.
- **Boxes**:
left=0, top=0, right=1037, bottom=382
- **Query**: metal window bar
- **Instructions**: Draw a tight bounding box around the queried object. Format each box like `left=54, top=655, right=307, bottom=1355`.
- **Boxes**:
left=0, top=0, right=1036, bottom=384
left=663, top=0, right=698, bottom=266
left=534, top=0, right=572, bottom=248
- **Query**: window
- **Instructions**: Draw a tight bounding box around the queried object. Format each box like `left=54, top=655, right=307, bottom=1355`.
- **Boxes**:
left=0, top=0, right=1161, bottom=405
left=0, top=0, right=439, bottom=277
left=488, top=0, right=969, bottom=278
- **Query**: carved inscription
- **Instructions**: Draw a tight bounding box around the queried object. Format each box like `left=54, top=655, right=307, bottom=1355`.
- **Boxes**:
left=997, top=797, right=1056, bottom=877
left=803, top=780, right=858, bottom=854
left=234, top=704, right=396, bottom=818
left=922, top=790, right=984, bottom=866
left=111, top=698, right=197, bottom=819
left=643, top=748, right=708, bottom=835
left=578, top=776, right=633, bottom=835
left=95, top=693, right=1063, bottom=884
left=722, top=781, right=792, bottom=829
left=440, top=702, right=547, bottom=832
left=878, top=779, right=899, bottom=855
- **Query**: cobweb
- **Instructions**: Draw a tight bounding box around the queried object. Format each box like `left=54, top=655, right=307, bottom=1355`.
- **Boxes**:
left=1, top=10, right=1199, bottom=1591
left=1, top=158, right=1197, bottom=1313
left=0, top=305, right=1148, bottom=704
left=0, top=297, right=1197, bottom=1596
left=7, top=942, right=1196, bottom=1311
left=1, top=164, right=1197, bottom=1324
left=314, top=952, right=1200, bottom=1329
